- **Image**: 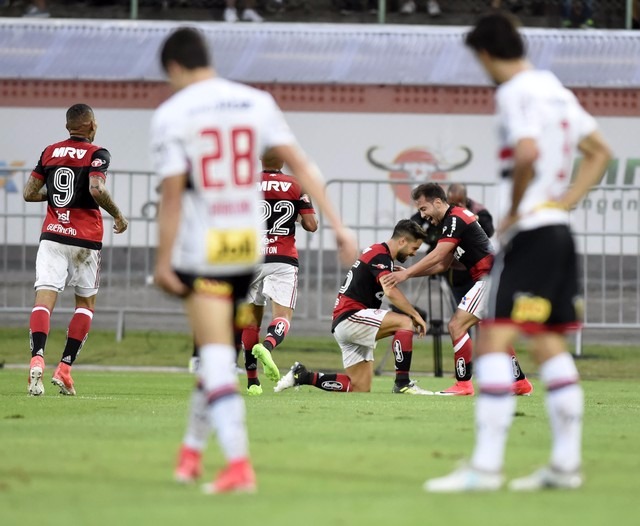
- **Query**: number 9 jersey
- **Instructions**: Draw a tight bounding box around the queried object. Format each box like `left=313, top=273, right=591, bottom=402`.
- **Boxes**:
left=150, top=77, right=296, bottom=276
left=31, top=138, right=110, bottom=250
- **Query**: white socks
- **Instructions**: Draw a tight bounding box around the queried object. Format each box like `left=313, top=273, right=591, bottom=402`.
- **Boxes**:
left=471, top=353, right=516, bottom=472
left=470, top=351, right=583, bottom=474
left=198, top=344, right=249, bottom=462
left=182, top=388, right=209, bottom=452
left=540, top=353, right=583, bottom=472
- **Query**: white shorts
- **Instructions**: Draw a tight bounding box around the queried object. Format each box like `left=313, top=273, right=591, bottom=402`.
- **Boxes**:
left=333, top=308, right=388, bottom=368
left=34, top=240, right=101, bottom=297
left=246, top=262, right=298, bottom=309
left=458, top=279, right=488, bottom=320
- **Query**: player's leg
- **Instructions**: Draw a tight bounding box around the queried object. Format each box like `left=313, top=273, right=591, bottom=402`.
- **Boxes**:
left=426, top=249, right=524, bottom=492
left=439, top=307, right=479, bottom=396
left=376, top=310, right=433, bottom=395
left=510, top=225, right=583, bottom=490
left=50, top=293, right=95, bottom=396
left=51, top=247, right=100, bottom=395
left=425, top=323, right=518, bottom=492
left=509, top=332, right=583, bottom=491
left=275, top=311, right=382, bottom=394
left=251, top=264, right=297, bottom=382
left=28, top=240, right=67, bottom=396
left=274, top=360, right=355, bottom=393
left=183, top=274, right=255, bottom=494
left=242, top=303, right=263, bottom=392
left=28, top=289, right=57, bottom=396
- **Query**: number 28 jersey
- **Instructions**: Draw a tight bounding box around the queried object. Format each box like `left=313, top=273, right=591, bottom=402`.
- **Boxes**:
left=150, top=77, right=296, bottom=276
left=31, top=137, right=110, bottom=250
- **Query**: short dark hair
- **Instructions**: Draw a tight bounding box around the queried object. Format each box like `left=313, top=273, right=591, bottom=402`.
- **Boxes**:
left=391, top=219, right=428, bottom=242
left=465, top=11, right=525, bottom=60
left=411, top=183, right=447, bottom=203
left=66, top=104, right=94, bottom=127
left=160, top=27, right=210, bottom=72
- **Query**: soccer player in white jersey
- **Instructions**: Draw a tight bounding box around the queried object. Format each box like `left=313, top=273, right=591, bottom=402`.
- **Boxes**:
left=150, top=27, right=357, bottom=494
left=425, top=12, right=611, bottom=492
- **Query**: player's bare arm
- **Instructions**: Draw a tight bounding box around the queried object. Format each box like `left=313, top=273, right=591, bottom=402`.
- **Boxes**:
left=23, top=176, right=47, bottom=202
left=269, top=144, right=358, bottom=267
left=382, top=243, right=455, bottom=287
left=381, top=279, right=427, bottom=337
left=88, top=176, right=129, bottom=233
left=154, top=173, right=189, bottom=297
left=559, top=130, right=612, bottom=210
left=299, top=203, right=318, bottom=233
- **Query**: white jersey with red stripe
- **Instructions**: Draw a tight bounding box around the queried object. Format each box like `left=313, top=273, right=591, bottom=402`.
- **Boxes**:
left=495, top=69, right=597, bottom=233
left=150, top=77, right=296, bottom=276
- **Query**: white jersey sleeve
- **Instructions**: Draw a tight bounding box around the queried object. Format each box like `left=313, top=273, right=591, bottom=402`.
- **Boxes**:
left=149, top=106, right=188, bottom=180
left=260, top=93, right=296, bottom=151
left=497, top=84, right=542, bottom=143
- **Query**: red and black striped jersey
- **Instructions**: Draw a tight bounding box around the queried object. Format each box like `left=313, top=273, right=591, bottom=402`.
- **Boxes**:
left=332, top=242, right=394, bottom=331
left=259, top=170, right=315, bottom=266
left=31, top=136, right=110, bottom=250
left=438, top=205, right=494, bottom=281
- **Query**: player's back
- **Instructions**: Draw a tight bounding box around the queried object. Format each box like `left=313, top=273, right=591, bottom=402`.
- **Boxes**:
left=259, top=170, right=307, bottom=264
left=496, top=69, right=597, bottom=231
left=332, top=243, right=392, bottom=329
left=151, top=77, right=295, bottom=275
left=36, top=137, right=106, bottom=249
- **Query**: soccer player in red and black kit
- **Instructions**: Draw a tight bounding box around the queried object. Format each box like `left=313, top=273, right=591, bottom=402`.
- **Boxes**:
left=275, top=219, right=432, bottom=395
left=241, top=152, right=318, bottom=394
left=382, top=183, right=532, bottom=396
left=23, top=104, right=128, bottom=396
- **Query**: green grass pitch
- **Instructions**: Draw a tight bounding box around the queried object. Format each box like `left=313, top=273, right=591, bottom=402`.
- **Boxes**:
left=0, top=328, right=638, bottom=526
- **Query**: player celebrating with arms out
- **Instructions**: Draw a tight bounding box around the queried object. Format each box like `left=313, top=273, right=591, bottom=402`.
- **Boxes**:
left=242, top=151, right=318, bottom=394
left=151, top=27, right=356, bottom=494
left=276, top=219, right=431, bottom=395
left=383, top=183, right=532, bottom=396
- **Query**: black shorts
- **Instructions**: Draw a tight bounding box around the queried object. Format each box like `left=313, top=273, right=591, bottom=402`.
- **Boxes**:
left=175, top=271, right=254, bottom=328
left=488, top=225, right=581, bottom=333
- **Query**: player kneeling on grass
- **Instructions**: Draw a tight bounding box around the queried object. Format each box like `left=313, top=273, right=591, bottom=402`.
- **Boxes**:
left=275, top=219, right=432, bottom=395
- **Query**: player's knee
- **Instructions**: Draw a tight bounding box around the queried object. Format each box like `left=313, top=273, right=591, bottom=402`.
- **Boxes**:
left=448, top=317, right=463, bottom=338
left=398, top=315, right=414, bottom=331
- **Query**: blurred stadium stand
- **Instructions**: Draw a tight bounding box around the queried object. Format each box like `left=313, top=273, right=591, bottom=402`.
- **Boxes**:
left=0, top=0, right=636, bottom=29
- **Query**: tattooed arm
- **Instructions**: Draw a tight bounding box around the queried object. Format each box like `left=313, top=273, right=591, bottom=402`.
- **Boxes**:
left=89, top=176, right=129, bottom=233
left=23, top=175, right=47, bottom=202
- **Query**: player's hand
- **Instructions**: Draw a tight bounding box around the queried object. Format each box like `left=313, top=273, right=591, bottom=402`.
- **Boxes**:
left=113, top=214, right=129, bottom=234
left=335, top=227, right=358, bottom=268
left=154, top=264, right=189, bottom=297
left=394, top=265, right=406, bottom=272
left=412, top=315, right=427, bottom=338
left=381, top=269, right=408, bottom=288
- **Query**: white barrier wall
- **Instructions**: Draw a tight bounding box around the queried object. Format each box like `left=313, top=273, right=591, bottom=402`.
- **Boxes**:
left=1, top=107, right=639, bottom=253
